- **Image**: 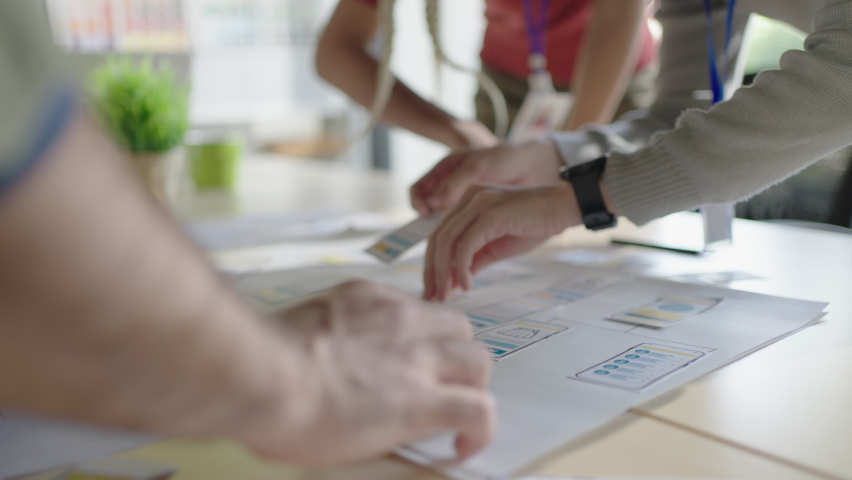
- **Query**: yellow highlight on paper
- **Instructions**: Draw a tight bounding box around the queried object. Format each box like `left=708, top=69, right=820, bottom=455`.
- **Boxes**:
left=647, top=346, right=697, bottom=357
left=631, top=308, right=684, bottom=321
left=65, top=474, right=132, bottom=480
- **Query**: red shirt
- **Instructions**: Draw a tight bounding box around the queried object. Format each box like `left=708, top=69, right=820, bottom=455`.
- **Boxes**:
left=357, top=0, right=657, bottom=86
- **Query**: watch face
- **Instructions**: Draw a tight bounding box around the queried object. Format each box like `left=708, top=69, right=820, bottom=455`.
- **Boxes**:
left=583, top=212, right=616, bottom=231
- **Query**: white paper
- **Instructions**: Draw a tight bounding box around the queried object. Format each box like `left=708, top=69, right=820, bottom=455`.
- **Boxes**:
left=236, top=256, right=826, bottom=480
left=0, top=412, right=159, bottom=480
left=186, top=211, right=394, bottom=251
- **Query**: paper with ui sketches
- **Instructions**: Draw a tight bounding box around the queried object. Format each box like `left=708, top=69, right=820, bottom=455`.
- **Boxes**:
left=576, top=343, right=709, bottom=390
left=54, top=458, right=175, bottom=480
left=528, top=271, right=625, bottom=305
left=0, top=412, right=159, bottom=480
left=186, top=211, right=357, bottom=251
left=476, top=321, right=567, bottom=359
left=237, top=257, right=827, bottom=480
left=520, top=477, right=717, bottom=480
left=661, top=270, right=762, bottom=286
left=366, top=215, right=442, bottom=263
left=248, top=275, right=353, bottom=304
left=609, top=295, right=721, bottom=328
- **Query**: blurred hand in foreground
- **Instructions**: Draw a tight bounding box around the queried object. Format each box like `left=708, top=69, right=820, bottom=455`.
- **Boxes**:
left=245, top=280, right=495, bottom=464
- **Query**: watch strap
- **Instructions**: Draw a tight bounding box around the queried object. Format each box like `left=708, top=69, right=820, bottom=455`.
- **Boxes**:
left=560, top=157, right=616, bottom=231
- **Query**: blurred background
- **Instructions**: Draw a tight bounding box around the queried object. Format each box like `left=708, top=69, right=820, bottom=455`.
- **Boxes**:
left=43, top=0, right=851, bottom=229
left=44, top=0, right=484, bottom=185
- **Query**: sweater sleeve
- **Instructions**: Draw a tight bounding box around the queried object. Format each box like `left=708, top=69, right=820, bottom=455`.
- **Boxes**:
left=603, top=0, right=852, bottom=225
left=0, top=1, right=74, bottom=197
left=550, top=0, right=751, bottom=168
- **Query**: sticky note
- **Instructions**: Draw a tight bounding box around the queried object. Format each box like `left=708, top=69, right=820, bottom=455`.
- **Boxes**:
left=609, top=295, right=721, bottom=328
left=365, top=215, right=442, bottom=263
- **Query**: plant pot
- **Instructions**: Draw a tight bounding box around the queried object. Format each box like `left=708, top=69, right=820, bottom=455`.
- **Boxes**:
left=129, top=150, right=181, bottom=202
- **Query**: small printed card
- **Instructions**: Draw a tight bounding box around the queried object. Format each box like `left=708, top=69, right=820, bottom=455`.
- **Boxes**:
left=475, top=320, right=567, bottom=359
left=576, top=342, right=708, bottom=390
left=366, top=215, right=442, bottom=264
left=609, top=295, right=721, bottom=328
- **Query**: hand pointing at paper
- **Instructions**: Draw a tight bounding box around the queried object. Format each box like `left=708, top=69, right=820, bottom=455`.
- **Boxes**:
left=423, top=184, right=584, bottom=302
left=410, top=140, right=564, bottom=217
left=251, top=281, right=496, bottom=464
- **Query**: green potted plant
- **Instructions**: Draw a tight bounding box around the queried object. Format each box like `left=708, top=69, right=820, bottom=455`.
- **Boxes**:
left=88, top=58, right=189, bottom=201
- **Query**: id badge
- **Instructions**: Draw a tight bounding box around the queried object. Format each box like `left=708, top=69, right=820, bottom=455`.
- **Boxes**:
left=507, top=72, right=573, bottom=143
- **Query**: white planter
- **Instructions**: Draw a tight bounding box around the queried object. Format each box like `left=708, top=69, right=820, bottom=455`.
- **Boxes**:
left=129, top=149, right=182, bottom=203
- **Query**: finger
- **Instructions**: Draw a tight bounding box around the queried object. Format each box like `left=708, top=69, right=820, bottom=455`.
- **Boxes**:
left=430, top=188, right=494, bottom=301
left=410, top=153, right=465, bottom=216
left=427, top=155, right=489, bottom=212
left=423, top=217, right=439, bottom=300
left=414, top=304, right=474, bottom=341
left=423, top=386, right=497, bottom=461
left=453, top=210, right=511, bottom=292
left=433, top=338, right=491, bottom=389
left=424, top=185, right=484, bottom=300
left=469, top=236, right=548, bottom=277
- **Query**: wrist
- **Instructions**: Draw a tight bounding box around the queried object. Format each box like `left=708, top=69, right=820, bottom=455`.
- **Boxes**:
left=443, top=118, right=477, bottom=149
left=549, top=183, right=584, bottom=229
left=226, top=331, right=317, bottom=451
left=416, top=114, right=469, bottom=149
left=444, top=118, right=498, bottom=150
left=517, top=138, right=564, bottom=181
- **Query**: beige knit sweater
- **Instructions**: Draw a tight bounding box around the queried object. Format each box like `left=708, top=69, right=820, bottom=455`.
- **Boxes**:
left=552, top=0, right=852, bottom=225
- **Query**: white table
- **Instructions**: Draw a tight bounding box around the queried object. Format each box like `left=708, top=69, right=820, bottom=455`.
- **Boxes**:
left=148, top=155, right=852, bottom=480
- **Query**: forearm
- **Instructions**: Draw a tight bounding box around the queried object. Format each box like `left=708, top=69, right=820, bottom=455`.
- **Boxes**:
left=316, top=38, right=469, bottom=148
left=604, top=0, right=852, bottom=225
left=564, top=0, right=648, bottom=130
left=0, top=113, right=303, bottom=442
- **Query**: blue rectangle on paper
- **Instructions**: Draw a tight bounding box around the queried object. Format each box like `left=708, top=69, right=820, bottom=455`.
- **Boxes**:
left=478, top=338, right=520, bottom=350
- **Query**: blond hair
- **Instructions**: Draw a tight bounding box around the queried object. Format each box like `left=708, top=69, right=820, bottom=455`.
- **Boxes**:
left=349, top=0, right=509, bottom=149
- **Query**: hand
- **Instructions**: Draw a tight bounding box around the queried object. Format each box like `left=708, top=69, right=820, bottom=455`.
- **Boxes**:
left=448, top=120, right=499, bottom=150
left=243, top=280, right=495, bottom=465
left=410, top=139, right=564, bottom=217
left=424, top=184, right=581, bottom=301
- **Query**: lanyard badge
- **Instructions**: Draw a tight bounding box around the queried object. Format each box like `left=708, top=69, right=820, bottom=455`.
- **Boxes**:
left=507, top=0, right=573, bottom=143
left=701, top=0, right=738, bottom=249
left=703, top=0, right=738, bottom=104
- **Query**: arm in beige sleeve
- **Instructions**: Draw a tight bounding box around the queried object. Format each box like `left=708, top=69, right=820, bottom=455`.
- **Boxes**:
left=551, top=0, right=752, bottom=168
left=0, top=111, right=301, bottom=444
left=316, top=0, right=494, bottom=148
left=0, top=1, right=497, bottom=464
left=563, top=0, right=649, bottom=131
left=603, top=0, right=852, bottom=225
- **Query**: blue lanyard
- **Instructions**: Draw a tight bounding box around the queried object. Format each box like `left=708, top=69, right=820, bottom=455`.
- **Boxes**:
left=522, top=0, right=551, bottom=69
left=703, top=0, right=737, bottom=104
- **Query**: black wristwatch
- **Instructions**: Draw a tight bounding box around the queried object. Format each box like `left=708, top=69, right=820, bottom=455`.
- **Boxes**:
left=559, top=156, right=617, bottom=231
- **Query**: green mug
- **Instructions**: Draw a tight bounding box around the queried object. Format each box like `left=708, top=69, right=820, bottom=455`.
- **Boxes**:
left=188, top=140, right=242, bottom=189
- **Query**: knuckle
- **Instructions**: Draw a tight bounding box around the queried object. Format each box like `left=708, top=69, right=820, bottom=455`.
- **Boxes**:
left=466, top=392, right=496, bottom=424
left=381, top=297, right=410, bottom=320
left=337, top=278, right=377, bottom=297
left=447, top=312, right=474, bottom=338
left=479, top=208, right=503, bottom=226
left=470, top=188, right=490, bottom=205
left=407, top=341, right=438, bottom=367
left=461, top=156, right=483, bottom=174
left=373, top=295, right=419, bottom=327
